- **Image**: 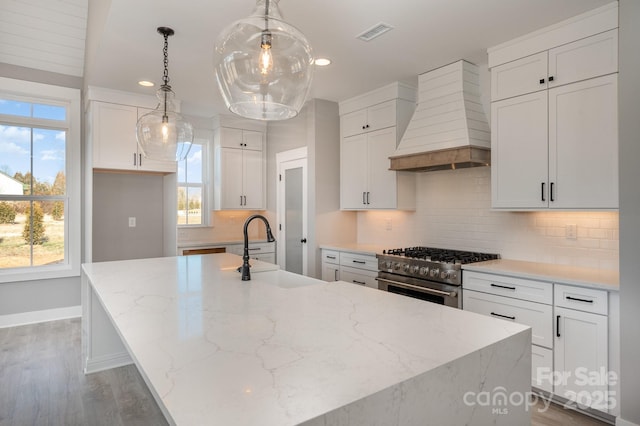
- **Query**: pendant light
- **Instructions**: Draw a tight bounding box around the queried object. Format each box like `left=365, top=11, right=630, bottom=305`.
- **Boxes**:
left=214, top=0, right=314, bottom=121
left=136, top=27, right=193, bottom=161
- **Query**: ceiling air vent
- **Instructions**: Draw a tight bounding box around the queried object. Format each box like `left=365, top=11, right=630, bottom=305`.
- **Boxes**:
left=356, top=22, right=394, bottom=42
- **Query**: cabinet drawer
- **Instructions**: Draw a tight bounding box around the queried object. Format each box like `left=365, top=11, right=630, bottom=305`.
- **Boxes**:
left=463, top=271, right=553, bottom=304
left=554, top=284, right=607, bottom=315
left=322, top=250, right=340, bottom=265
left=532, top=345, right=553, bottom=393
left=340, top=266, right=378, bottom=289
left=463, top=289, right=553, bottom=348
left=339, top=252, right=378, bottom=272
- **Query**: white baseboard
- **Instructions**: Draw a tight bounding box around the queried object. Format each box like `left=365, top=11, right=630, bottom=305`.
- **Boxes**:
left=0, top=305, right=81, bottom=328
left=617, top=418, right=640, bottom=426
left=84, top=351, right=133, bottom=374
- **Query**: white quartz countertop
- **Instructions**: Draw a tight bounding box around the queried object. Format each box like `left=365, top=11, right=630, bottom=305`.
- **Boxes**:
left=319, top=243, right=384, bottom=257
left=177, top=239, right=272, bottom=249
left=83, top=253, right=528, bottom=426
left=462, top=259, right=619, bottom=291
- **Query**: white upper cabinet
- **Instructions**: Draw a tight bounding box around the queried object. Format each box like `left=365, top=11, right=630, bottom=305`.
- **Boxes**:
left=90, top=101, right=176, bottom=173
left=341, top=100, right=397, bottom=138
left=213, top=125, right=266, bottom=210
left=491, top=52, right=548, bottom=101
left=489, top=12, right=619, bottom=210
left=339, top=83, right=417, bottom=211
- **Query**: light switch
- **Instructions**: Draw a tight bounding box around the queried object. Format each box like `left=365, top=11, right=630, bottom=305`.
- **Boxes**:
left=566, top=224, right=577, bottom=239
left=129, top=217, right=136, bottom=228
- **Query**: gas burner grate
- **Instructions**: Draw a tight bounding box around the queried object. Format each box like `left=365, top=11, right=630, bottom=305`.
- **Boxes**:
left=382, top=247, right=499, bottom=264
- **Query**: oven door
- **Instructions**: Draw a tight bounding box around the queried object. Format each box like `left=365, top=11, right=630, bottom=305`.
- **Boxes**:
left=376, top=272, right=461, bottom=308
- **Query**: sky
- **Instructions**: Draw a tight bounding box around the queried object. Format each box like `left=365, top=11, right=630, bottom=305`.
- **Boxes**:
left=0, top=99, right=66, bottom=185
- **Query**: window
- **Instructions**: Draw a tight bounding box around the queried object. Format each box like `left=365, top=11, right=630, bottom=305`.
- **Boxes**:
left=177, top=129, right=211, bottom=227
left=0, top=77, right=81, bottom=282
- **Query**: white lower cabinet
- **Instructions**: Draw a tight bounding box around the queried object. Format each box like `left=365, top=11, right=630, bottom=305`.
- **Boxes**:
left=226, top=242, right=276, bottom=264
left=463, top=270, right=615, bottom=415
left=554, top=284, right=609, bottom=412
left=321, top=250, right=340, bottom=282
left=320, top=248, right=378, bottom=288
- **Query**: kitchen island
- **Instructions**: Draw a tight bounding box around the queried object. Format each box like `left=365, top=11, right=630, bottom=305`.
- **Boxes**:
left=82, top=253, right=531, bottom=425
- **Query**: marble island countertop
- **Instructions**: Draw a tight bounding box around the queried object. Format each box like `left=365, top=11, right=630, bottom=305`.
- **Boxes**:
left=462, top=259, right=619, bottom=291
left=82, top=253, right=531, bottom=425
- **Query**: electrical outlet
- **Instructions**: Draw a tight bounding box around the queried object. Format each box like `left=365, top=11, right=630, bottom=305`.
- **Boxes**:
left=566, top=224, right=577, bottom=239
left=128, top=217, right=136, bottom=228
left=385, top=218, right=392, bottom=231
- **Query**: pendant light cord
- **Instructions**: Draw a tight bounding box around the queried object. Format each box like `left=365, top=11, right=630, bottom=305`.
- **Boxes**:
left=161, top=31, right=170, bottom=120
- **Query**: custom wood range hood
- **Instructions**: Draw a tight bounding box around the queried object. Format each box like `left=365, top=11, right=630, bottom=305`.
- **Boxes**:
left=389, top=60, right=491, bottom=172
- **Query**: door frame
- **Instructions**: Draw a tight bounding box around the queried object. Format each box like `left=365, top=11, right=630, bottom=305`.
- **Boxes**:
left=276, top=147, right=308, bottom=275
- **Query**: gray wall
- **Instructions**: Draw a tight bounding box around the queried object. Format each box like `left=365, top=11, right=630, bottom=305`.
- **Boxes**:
left=618, top=1, right=640, bottom=424
left=0, top=64, right=83, bottom=317
left=92, top=173, right=165, bottom=262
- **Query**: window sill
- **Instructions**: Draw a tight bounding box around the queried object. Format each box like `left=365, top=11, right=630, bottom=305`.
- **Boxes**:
left=0, top=263, right=80, bottom=284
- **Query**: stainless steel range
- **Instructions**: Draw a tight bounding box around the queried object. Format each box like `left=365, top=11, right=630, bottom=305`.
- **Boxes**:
left=376, top=247, right=499, bottom=308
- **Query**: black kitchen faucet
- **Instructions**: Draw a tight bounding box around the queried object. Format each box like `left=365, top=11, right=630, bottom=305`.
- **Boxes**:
left=239, top=214, right=276, bottom=281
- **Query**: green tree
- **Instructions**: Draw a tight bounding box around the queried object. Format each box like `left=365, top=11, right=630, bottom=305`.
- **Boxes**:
left=0, top=202, right=17, bottom=224
left=52, top=201, right=64, bottom=220
left=52, top=171, right=66, bottom=195
left=23, top=203, right=46, bottom=245
left=178, top=187, right=187, bottom=211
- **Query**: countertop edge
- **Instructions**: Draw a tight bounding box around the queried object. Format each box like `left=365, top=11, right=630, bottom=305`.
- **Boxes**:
left=462, top=259, right=619, bottom=292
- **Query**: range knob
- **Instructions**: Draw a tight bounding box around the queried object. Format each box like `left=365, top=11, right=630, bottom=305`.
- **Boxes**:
left=412, top=265, right=420, bottom=274
left=385, top=261, right=392, bottom=269
left=419, top=267, right=429, bottom=276
left=393, top=262, right=401, bottom=271
left=430, top=268, right=440, bottom=278
left=440, top=270, right=451, bottom=280
left=402, top=264, right=411, bottom=273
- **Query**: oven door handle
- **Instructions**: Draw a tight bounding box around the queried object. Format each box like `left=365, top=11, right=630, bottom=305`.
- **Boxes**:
left=375, top=277, right=457, bottom=298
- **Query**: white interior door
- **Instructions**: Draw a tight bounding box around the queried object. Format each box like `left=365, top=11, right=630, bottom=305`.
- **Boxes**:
left=277, top=148, right=308, bottom=275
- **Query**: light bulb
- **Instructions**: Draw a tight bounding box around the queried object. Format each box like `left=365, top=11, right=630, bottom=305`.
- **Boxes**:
left=259, top=31, right=273, bottom=75
left=161, top=120, right=169, bottom=144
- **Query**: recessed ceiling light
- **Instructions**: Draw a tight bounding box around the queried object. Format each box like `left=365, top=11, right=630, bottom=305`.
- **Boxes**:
left=138, top=80, right=155, bottom=87
left=314, top=58, right=332, bottom=66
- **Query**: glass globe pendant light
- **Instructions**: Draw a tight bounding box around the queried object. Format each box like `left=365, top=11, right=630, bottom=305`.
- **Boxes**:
left=214, top=0, right=314, bottom=121
left=137, top=27, right=193, bottom=161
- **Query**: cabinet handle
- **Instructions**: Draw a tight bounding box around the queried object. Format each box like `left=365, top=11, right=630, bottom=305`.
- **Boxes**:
left=550, top=182, right=555, bottom=202
left=539, top=78, right=545, bottom=84
left=490, top=283, right=516, bottom=291
left=366, top=192, right=370, bottom=205
left=541, top=182, right=545, bottom=202
left=352, top=260, right=366, bottom=264
left=556, top=315, right=561, bottom=338
left=243, top=195, right=247, bottom=206
left=491, top=312, right=516, bottom=320
left=247, top=247, right=261, bottom=251
left=362, top=192, right=366, bottom=205
left=326, top=255, right=336, bottom=260
left=133, top=153, right=137, bottom=166
left=240, top=195, right=243, bottom=206
left=548, top=76, right=554, bottom=82
left=139, top=153, right=142, bottom=167
left=352, top=280, right=366, bottom=285
left=334, top=269, right=338, bottom=281
left=565, top=295, right=594, bottom=304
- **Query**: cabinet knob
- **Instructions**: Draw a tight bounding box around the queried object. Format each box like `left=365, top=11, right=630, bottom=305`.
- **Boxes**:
left=366, top=124, right=370, bottom=128
left=301, top=238, right=307, bottom=243
left=548, top=76, right=554, bottom=82
left=362, top=125, right=366, bottom=130
left=539, top=78, right=545, bottom=84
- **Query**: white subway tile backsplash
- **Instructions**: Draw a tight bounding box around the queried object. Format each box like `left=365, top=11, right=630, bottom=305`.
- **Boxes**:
left=357, top=167, right=618, bottom=270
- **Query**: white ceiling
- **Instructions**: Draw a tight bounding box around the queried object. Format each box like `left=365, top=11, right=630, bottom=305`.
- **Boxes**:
left=84, top=0, right=615, bottom=117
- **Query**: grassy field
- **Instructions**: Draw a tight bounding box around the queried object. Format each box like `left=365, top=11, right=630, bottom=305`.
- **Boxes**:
left=0, top=213, right=64, bottom=268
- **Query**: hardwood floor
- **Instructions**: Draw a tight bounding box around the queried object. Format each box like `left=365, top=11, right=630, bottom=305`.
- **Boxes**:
left=0, top=319, right=166, bottom=426
left=0, top=318, right=611, bottom=426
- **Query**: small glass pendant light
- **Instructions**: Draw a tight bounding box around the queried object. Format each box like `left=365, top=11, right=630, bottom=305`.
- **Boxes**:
left=137, top=27, right=193, bottom=161
left=214, top=0, right=314, bottom=121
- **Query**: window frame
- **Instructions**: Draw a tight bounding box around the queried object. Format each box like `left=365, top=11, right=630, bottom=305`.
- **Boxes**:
left=177, top=128, right=212, bottom=228
left=0, top=77, right=81, bottom=283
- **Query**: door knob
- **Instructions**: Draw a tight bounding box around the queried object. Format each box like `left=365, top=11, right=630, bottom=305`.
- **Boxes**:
left=301, top=238, right=307, bottom=243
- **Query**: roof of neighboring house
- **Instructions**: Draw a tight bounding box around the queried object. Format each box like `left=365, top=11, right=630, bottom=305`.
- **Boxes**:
left=0, top=171, right=25, bottom=195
